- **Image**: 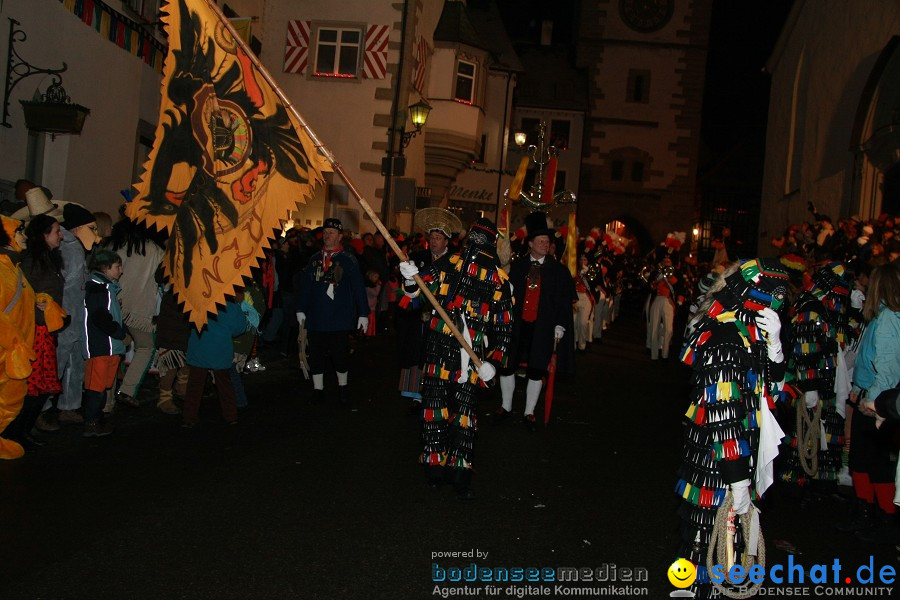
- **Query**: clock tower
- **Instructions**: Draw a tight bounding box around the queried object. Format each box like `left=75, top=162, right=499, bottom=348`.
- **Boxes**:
left=576, top=0, right=711, bottom=249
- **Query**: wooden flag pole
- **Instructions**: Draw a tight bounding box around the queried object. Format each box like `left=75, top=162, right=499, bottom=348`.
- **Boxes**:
left=203, top=0, right=483, bottom=368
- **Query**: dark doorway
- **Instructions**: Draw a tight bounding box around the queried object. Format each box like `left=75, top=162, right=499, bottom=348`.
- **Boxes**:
left=882, top=162, right=900, bottom=216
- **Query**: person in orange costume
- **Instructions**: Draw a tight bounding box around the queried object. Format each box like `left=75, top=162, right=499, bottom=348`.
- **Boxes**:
left=0, top=215, right=37, bottom=460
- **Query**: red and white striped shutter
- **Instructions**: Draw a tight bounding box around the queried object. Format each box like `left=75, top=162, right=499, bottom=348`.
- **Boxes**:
left=284, top=20, right=311, bottom=74
left=363, top=24, right=389, bottom=79
left=413, top=36, right=428, bottom=94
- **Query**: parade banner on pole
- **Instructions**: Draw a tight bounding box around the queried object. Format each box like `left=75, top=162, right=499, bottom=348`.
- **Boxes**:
left=126, top=0, right=330, bottom=327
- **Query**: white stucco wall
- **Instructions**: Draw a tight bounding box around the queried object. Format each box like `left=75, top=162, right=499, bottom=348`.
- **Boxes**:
left=761, top=0, right=900, bottom=247
left=0, top=0, right=162, bottom=216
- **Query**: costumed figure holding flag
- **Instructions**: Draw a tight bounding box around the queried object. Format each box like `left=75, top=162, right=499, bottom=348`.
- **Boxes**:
left=676, top=259, right=790, bottom=599
left=398, top=218, right=514, bottom=499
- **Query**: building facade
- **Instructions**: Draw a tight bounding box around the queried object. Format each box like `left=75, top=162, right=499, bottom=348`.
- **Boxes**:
left=0, top=0, right=166, bottom=217
left=760, top=0, right=900, bottom=250
left=2, top=0, right=524, bottom=235
left=575, top=0, right=711, bottom=249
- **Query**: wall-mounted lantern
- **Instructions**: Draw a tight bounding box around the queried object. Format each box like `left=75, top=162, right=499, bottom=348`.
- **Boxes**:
left=2, top=18, right=90, bottom=137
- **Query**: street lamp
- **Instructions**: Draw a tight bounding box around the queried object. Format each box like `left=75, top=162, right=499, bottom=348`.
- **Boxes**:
left=514, top=129, right=527, bottom=148
left=395, top=100, right=432, bottom=154
left=2, top=19, right=90, bottom=135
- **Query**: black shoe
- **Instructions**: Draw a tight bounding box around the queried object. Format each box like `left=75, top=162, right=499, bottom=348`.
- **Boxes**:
left=408, top=400, right=422, bottom=415
left=312, top=389, right=325, bottom=404
left=524, top=414, right=537, bottom=432
left=493, top=408, right=510, bottom=423
left=338, top=386, right=349, bottom=405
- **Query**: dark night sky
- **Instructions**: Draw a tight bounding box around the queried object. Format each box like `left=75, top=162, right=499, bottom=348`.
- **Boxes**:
left=494, top=0, right=795, bottom=158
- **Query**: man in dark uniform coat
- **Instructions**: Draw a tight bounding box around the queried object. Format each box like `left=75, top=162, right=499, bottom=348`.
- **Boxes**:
left=295, top=218, right=368, bottom=404
left=497, top=212, right=576, bottom=430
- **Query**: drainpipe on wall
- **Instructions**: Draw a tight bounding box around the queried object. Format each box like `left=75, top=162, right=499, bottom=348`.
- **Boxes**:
left=382, top=0, right=411, bottom=227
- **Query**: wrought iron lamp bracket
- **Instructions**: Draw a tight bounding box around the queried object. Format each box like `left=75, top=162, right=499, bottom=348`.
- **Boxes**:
left=3, top=18, right=69, bottom=128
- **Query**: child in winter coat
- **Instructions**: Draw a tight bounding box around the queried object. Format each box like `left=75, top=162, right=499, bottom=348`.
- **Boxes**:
left=82, top=250, right=127, bottom=437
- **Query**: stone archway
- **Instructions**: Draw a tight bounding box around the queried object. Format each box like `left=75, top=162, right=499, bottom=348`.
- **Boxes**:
left=854, top=36, right=900, bottom=218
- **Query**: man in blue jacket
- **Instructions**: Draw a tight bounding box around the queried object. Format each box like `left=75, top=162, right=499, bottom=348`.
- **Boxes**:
left=296, top=218, right=368, bottom=403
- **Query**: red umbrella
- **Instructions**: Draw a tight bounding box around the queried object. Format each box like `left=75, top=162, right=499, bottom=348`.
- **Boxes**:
left=544, top=338, right=559, bottom=425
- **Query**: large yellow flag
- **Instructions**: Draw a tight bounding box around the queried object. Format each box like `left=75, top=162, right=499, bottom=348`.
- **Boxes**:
left=127, top=0, right=330, bottom=326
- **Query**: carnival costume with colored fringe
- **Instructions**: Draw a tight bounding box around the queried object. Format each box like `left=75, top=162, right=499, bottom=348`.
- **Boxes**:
left=399, top=219, right=514, bottom=487
left=781, top=262, right=861, bottom=484
left=675, top=259, right=789, bottom=598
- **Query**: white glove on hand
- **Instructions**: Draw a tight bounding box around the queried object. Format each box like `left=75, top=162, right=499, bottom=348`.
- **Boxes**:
left=399, top=261, right=419, bottom=282
left=804, top=390, right=820, bottom=409
left=477, top=362, right=496, bottom=383
left=554, top=325, right=565, bottom=341
left=357, top=316, right=369, bottom=332
left=730, top=479, right=752, bottom=515
left=755, top=307, right=783, bottom=362
left=851, top=289, right=865, bottom=310
left=296, top=312, right=306, bottom=326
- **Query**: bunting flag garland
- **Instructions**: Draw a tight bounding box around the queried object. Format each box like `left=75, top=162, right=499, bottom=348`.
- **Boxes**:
left=57, top=0, right=166, bottom=72
left=126, top=0, right=331, bottom=326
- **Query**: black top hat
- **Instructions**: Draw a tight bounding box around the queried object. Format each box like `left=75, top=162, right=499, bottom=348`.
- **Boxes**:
left=524, top=211, right=554, bottom=242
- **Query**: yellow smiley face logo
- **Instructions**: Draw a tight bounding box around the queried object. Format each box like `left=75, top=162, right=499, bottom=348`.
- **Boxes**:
left=667, top=558, right=697, bottom=588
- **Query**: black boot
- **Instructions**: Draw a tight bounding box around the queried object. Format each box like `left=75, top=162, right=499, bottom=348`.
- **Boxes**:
left=856, top=508, right=900, bottom=544
left=835, top=499, right=876, bottom=532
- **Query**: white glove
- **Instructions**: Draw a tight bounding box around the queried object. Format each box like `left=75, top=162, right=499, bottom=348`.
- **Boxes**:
left=851, top=289, right=865, bottom=310
left=296, top=312, right=306, bottom=326
left=554, top=325, right=565, bottom=341
left=804, top=390, right=820, bottom=409
left=755, top=307, right=783, bottom=362
left=357, top=316, right=369, bottom=331
left=399, top=261, right=419, bottom=282
left=730, top=479, right=752, bottom=515
left=477, top=362, right=496, bottom=382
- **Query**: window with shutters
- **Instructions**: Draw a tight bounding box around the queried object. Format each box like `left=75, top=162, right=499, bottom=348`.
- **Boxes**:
left=314, top=27, right=363, bottom=78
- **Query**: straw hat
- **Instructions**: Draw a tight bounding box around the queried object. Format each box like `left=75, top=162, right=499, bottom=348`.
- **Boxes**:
left=414, top=208, right=462, bottom=238
left=10, top=187, right=67, bottom=223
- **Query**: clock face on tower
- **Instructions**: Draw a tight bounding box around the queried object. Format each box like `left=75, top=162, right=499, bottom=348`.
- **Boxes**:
left=619, top=0, right=674, bottom=33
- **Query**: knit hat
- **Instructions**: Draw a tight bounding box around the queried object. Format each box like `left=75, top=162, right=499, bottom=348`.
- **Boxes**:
left=61, top=203, right=96, bottom=230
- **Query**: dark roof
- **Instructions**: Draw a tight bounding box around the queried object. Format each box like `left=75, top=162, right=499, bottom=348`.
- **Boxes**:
left=467, top=0, right=523, bottom=72
left=433, top=1, right=484, bottom=51
left=513, top=45, right=588, bottom=111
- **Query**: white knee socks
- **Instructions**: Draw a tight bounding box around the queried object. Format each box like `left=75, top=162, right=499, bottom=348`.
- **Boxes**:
left=500, top=375, right=515, bottom=412
left=312, top=373, right=324, bottom=390
left=336, top=371, right=348, bottom=386
left=524, top=379, right=543, bottom=416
